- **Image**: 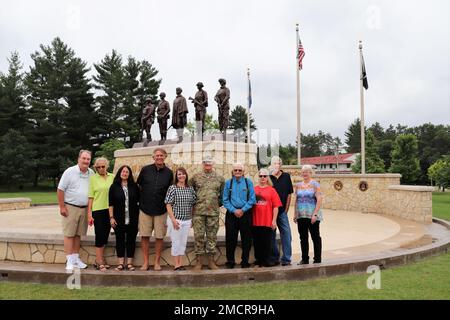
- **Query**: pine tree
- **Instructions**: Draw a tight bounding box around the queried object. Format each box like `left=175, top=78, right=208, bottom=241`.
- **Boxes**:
left=93, top=51, right=161, bottom=147
left=368, top=122, right=385, bottom=141
left=228, top=105, right=256, bottom=142
left=0, top=129, right=36, bottom=188
left=25, top=37, right=95, bottom=185
left=121, top=56, right=141, bottom=145
left=93, top=50, right=126, bottom=142
left=377, top=139, right=394, bottom=169
left=351, top=131, right=385, bottom=173
left=344, top=118, right=362, bottom=153
left=125, top=58, right=160, bottom=146
left=0, top=52, right=28, bottom=136
left=317, top=130, right=337, bottom=155
left=299, top=131, right=339, bottom=158
left=389, top=134, right=421, bottom=183
left=301, top=133, right=321, bottom=157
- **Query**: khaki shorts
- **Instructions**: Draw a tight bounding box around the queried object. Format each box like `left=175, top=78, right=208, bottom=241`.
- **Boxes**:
left=62, top=204, right=88, bottom=237
left=138, top=210, right=167, bottom=239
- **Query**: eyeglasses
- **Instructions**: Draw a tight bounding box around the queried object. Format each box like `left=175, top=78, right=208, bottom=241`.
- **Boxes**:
left=233, top=169, right=243, bottom=172
left=96, top=166, right=106, bottom=169
left=259, top=175, right=268, bottom=178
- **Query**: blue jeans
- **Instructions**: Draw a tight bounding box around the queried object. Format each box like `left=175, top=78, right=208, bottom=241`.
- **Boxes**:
left=271, top=211, right=292, bottom=264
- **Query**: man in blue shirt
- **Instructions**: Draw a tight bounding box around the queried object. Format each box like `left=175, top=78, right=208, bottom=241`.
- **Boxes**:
left=222, top=163, right=256, bottom=268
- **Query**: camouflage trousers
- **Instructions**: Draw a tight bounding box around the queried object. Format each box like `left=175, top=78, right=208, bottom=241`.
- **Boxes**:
left=192, top=214, right=220, bottom=256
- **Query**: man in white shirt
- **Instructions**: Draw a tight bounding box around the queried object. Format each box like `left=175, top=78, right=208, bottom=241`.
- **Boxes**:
left=57, top=150, right=94, bottom=270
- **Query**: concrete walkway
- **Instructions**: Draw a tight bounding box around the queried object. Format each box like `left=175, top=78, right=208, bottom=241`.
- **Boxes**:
left=0, top=205, right=427, bottom=261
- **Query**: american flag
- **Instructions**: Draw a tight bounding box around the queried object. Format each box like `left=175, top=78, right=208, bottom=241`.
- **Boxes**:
left=297, top=38, right=305, bottom=70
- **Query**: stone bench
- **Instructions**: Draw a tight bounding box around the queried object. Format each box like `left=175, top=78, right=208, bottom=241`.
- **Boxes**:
left=0, top=198, right=32, bottom=211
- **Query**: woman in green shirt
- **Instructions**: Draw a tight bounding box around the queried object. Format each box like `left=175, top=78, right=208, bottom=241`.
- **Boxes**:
left=88, top=157, right=115, bottom=271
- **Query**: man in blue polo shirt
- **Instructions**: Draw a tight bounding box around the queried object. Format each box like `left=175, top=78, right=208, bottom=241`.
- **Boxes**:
left=222, top=162, right=256, bottom=268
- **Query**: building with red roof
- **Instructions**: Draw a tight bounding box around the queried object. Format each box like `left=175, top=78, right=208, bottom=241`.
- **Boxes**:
left=301, top=153, right=358, bottom=173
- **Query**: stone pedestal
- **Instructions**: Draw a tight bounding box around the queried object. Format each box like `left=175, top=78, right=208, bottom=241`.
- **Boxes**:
left=113, top=140, right=259, bottom=181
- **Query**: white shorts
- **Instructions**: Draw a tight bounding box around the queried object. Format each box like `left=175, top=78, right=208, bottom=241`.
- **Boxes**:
left=167, top=217, right=191, bottom=257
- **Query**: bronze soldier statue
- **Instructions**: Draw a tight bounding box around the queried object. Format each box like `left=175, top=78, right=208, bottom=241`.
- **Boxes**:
left=171, top=87, right=188, bottom=143
left=141, top=97, right=156, bottom=142
left=156, top=92, right=170, bottom=143
left=189, top=82, right=208, bottom=138
left=214, top=78, right=230, bottom=134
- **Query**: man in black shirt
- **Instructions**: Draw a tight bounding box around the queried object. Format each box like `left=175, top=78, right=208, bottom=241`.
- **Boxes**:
left=269, top=156, right=294, bottom=266
left=137, top=148, right=173, bottom=271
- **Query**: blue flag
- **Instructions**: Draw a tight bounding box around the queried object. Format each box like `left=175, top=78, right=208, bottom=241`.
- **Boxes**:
left=248, top=77, right=252, bottom=109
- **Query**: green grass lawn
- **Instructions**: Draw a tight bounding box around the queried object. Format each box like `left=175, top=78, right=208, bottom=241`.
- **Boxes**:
left=0, top=252, right=449, bottom=300
left=0, top=191, right=57, bottom=205
left=433, top=191, right=450, bottom=221
left=0, top=184, right=57, bottom=204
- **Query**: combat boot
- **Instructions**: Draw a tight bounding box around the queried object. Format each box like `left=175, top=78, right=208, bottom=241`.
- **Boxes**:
left=208, top=256, right=219, bottom=270
left=193, top=256, right=203, bottom=271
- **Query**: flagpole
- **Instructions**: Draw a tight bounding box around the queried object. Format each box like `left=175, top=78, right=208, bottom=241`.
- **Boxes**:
left=359, top=40, right=366, bottom=174
left=296, top=24, right=301, bottom=165
left=247, top=68, right=251, bottom=144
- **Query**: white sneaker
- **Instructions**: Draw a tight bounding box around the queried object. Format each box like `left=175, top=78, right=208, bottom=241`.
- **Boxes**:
left=65, top=260, right=74, bottom=271
left=75, top=257, right=88, bottom=269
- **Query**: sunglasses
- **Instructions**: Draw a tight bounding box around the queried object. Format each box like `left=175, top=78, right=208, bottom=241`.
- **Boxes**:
left=233, top=169, right=243, bottom=172
left=96, top=166, right=106, bottom=169
left=259, top=175, right=268, bottom=178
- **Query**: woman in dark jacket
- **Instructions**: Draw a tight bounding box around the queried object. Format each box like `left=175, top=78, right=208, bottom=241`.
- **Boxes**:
left=108, top=165, right=140, bottom=271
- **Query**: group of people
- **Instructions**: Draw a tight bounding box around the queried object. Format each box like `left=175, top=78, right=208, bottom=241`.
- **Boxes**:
left=57, top=148, right=323, bottom=272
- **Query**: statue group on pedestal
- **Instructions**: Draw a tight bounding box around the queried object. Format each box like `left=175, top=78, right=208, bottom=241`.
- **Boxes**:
left=141, top=78, right=231, bottom=144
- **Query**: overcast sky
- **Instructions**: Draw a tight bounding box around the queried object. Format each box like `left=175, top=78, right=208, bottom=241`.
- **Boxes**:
left=1, top=0, right=449, bottom=145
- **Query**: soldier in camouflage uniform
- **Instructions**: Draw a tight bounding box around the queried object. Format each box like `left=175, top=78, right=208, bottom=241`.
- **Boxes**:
left=190, top=155, right=225, bottom=270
